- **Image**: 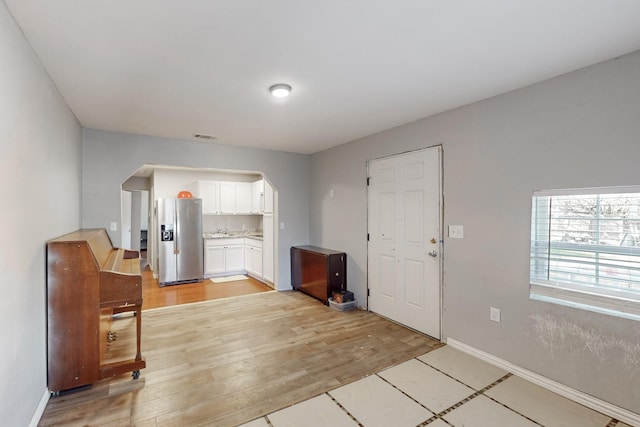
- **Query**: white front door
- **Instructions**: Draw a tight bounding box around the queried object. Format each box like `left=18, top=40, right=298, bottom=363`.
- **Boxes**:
left=367, top=147, right=442, bottom=338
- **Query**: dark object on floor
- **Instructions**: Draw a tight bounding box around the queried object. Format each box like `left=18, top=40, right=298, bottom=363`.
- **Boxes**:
left=332, top=290, right=354, bottom=303
left=291, top=245, right=347, bottom=305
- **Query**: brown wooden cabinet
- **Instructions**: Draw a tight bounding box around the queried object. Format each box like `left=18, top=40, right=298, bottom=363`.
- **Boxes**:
left=290, top=245, right=346, bottom=304
left=47, top=229, right=145, bottom=393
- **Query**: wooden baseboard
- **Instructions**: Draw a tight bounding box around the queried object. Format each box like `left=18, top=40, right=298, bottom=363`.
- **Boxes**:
left=445, top=338, right=640, bottom=426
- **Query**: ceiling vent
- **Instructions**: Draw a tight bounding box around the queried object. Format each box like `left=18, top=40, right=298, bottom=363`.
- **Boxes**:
left=192, top=133, right=217, bottom=141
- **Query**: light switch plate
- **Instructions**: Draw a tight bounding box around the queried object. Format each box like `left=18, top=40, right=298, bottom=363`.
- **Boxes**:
left=449, top=225, right=464, bottom=238
left=490, top=307, right=501, bottom=322
left=110, top=222, right=118, bottom=232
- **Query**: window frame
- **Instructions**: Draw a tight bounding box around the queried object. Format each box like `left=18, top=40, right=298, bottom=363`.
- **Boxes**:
left=529, top=186, right=640, bottom=321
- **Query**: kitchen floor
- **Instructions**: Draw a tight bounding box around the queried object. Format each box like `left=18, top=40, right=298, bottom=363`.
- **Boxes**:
left=140, top=253, right=273, bottom=310
left=239, top=345, right=630, bottom=427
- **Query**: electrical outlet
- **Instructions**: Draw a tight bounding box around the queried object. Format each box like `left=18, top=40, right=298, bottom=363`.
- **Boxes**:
left=490, top=307, right=501, bottom=322
left=449, top=225, right=464, bottom=239
left=329, top=190, right=334, bottom=198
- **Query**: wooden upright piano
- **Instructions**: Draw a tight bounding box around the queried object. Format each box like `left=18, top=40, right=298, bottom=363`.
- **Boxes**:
left=47, top=228, right=145, bottom=393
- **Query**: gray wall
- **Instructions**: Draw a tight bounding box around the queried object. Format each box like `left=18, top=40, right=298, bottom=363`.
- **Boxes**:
left=309, top=51, right=640, bottom=412
left=0, top=2, right=82, bottom=425
left=82, top=129, right=310, bottom=288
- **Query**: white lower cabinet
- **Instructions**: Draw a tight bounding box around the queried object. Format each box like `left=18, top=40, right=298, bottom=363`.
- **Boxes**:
left=204, top=238, right=245, bottom=277
left=204, top=244, right=226, bottom=275
left=262, top=214, right=274, bottom=283
left=225, top=245, right=245, bottom=271
left=244, top=238, right=263, bottom=277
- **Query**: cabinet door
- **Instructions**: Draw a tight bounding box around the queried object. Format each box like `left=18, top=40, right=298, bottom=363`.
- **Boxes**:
left=262, top=214, right=274, bottom=282
left=219, top=182, right=236, bottom=214
left=198, top=181, right=219, bottom=214
left=251, top=180, right=264, bottom=214
left=205, top=245, right=226, bottom=275
left=244, top=245, right=253, bottom=274
left=235, top=183, right=252, bottom=214
left=244, top=245, right=263, bottom=277
left=225, top=245, right=245, bottom=271
left=253, top=247, right=263, bottom=277
left=264, top=180, right=274, bottom=213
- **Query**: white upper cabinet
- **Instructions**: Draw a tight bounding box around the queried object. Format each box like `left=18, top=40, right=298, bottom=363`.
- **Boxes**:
left=197, top=180, right=220, bottom=214
left=219, top=182, right=236, bottom=214
left=220, top=181, right=252, bottom=214
left=264, top=180, right=274, bottom=213
left=235, top=182, right=252, bottom=214
left=197, top=179, right=261, bottom=216
left=251, top=179, right=264, bottom=214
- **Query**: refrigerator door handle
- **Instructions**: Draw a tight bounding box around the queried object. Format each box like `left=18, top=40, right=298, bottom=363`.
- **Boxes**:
left=174, top=202, right=179, bottom=255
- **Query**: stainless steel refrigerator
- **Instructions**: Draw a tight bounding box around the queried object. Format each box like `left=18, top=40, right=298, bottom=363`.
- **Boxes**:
left=157, top=197, right=204, bottom=286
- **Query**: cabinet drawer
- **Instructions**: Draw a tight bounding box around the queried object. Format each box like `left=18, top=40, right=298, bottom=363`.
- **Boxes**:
left=244, top=237, right=262, bottom=248
left=205, top=238, right=243, bottom=247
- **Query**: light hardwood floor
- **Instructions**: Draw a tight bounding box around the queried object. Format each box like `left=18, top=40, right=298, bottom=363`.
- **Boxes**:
left=141, top=266, right=273, bottom=310
left=40, top=273, right=442, bottom=426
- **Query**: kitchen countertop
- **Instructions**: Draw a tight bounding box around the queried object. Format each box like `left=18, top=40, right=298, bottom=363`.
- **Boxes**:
left=203, top=232, right=263, bottom=240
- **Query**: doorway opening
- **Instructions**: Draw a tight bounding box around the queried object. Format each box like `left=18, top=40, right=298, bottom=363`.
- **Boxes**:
left=121, top=164, right=279, bottom=309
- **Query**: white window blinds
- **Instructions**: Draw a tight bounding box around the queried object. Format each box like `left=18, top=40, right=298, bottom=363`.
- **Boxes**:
left=530, top=187, right=640, bottom=319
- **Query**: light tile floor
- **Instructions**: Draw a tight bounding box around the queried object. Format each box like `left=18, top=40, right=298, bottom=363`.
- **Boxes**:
left=238, top=345, right=633, bottom=427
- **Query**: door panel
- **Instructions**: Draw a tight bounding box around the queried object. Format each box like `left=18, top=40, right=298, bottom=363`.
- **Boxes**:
left=368, top=147, right=442, bottom=338
left=379, top=254, right=396, bottom=299
left=404, top=191, right=424, bottom=245
left=404, top=161, right=424, bottom=179
left=379, top=166, right=395, bottom=182
left=378, top=192, right=395, bottom=241
left=404, top=258, right=424, bottom=308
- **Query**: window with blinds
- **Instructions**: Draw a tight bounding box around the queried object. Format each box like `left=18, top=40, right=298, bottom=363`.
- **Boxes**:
left=530, top=187, right=640, bottom=320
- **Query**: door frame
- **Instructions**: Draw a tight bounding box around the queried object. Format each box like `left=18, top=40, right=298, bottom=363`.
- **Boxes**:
left=366, top=145, right=444, bottom=339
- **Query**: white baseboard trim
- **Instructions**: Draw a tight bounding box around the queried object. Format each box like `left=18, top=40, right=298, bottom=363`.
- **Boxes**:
left=29, top=388, right=50, bottom=427
left=446, top=337, right=640, bottom=426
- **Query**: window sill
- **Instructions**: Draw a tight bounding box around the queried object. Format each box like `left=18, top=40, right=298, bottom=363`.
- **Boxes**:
left=530, top=282, right=640, bottom=322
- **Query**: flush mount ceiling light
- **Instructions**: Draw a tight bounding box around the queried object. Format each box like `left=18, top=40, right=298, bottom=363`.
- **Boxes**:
left=269, top=83, right=292, bottom=98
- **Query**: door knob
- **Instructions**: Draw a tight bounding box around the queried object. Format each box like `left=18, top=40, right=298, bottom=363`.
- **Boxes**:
left=428, top=250, right=438, bottom=258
